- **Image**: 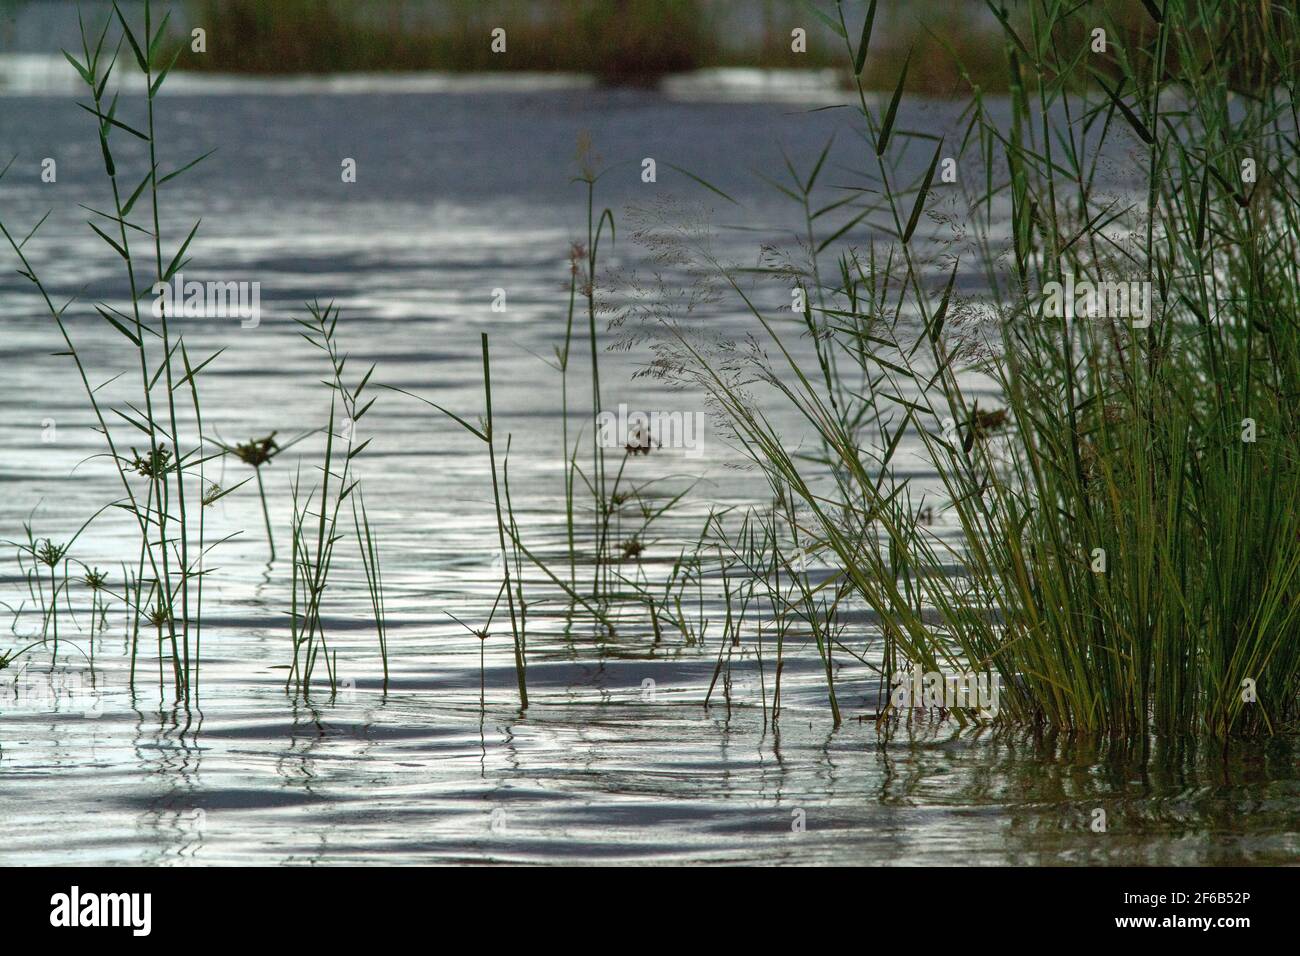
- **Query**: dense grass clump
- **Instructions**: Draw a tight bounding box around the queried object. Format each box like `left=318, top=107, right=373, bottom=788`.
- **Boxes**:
left=642, top=0, right=1300, bottom=736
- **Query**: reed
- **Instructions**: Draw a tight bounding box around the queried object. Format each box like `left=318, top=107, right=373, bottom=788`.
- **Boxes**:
left=574, top=139, right=616, bottom=601
left=445, top=579, right=507, bottom=710
left=209, top=429, right=313, bottom=561
left=480, top=334, right=528, bottom=705
left=351, top=488, right=389, bottom=692
left=379, top=332, right=530, bottom=707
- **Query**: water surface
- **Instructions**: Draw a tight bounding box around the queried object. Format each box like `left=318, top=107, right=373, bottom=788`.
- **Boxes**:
left=0, top=80, right=1295, bottom=865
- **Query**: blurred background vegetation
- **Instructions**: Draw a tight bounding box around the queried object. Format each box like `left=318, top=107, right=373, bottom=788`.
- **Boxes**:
left=171, top=0, right=1009, bottom=91
left=106, top=0, right=1013, bottom=90
left=1, top=0, right=1290, bottom=95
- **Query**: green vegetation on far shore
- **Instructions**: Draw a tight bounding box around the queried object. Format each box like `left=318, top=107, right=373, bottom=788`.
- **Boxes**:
left=173, top=0, right=1009, bottom=92
left=169, top=0, right=1289, bottom=95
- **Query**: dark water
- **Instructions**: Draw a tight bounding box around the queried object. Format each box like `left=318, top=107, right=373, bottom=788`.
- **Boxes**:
left=0, top=76, right=1295, bottom=865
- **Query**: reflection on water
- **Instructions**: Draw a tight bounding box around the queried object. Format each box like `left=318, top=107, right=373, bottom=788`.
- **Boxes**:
left=0, top=85, right=1295, bottom=864
left=3, top=682, right=1296, bottom=864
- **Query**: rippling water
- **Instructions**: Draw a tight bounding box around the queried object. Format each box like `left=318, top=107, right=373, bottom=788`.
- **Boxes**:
left=1, top=80, right=1296, bottom=865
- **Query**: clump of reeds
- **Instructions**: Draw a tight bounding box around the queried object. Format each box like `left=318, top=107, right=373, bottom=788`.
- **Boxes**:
left=285, top=302, right=389, bottom=699
left=1, top=0, right=224, bottom=704
left=641, top=0, right=1300, bottom=736
left=1, top=499, right=131, bottom=685
left=386, top=139, right=662, bottom=704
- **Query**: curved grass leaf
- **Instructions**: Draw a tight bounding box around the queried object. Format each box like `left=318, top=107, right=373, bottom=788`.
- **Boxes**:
left=854, top=0, right=879, bottom=74
left=902, top=141, right=943, bottom=243
left=664, top=162, right=739, bottom=205
left=876, top=49, right=912, bottom=156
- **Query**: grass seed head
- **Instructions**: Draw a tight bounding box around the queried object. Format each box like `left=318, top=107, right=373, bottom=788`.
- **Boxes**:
left=82, top=567, right=109, bottom=591
left=233, top=432, right=280, bottom=468
left=129, top=445, right=173, bottom=479
left=35, top=538, right=67, bottom=568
